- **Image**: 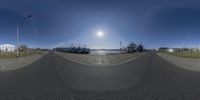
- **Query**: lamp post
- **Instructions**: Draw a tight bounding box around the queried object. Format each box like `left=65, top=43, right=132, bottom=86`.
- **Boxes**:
left=16, top=26, right=19, bottom=57
left=16, top=15, right=32, bottom=58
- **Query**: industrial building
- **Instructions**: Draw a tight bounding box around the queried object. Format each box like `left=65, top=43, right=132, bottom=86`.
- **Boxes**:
left=0, top=44, right=15, bottom=52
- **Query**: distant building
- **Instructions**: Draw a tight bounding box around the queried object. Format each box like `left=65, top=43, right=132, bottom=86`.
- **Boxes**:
left=181, top=48, right=189, bottom=51
left=158, top=47, right=168, bottom=52
left=199, top=45, right=200, bottom=51
left=127, top=42, right=137, bottom=53
left=53, top=47, right=90, bottom=54
left=191, top=48, right=199, bottom=52
left=158, top=47, right=175, bottom=53
left=0, top=44, right=15, bottom=52
left=156, top=48, right=159, bottom=51
left=173, top=48, right=181, bottom=52
left=168, top=48, right=174, bottom=53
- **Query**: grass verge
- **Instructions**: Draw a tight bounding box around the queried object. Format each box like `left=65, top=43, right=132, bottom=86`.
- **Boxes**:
left=161, top=51, right=200, bottom=59
left=0, top=51, right=45, bottom=59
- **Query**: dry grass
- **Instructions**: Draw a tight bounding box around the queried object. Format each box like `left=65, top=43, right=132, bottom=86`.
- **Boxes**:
left=166, top=51, right=200, bottom=58
left=0, top=51, right=45, bottom=59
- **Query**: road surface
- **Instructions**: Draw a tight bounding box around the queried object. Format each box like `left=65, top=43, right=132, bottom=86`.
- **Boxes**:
left=0, top=52, right=200, bottom=100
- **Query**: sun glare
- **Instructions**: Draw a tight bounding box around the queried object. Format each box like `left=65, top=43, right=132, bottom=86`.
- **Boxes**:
left=97, top=31, right=104, bottom=37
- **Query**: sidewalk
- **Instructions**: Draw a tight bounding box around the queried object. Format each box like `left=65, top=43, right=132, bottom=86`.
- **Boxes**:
left=0, top=52, right=48, bottom=71
left=157, top=53, right=200, bottom=71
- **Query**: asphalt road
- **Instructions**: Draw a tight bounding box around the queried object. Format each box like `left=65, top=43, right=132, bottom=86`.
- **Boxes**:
left=0, top=52, right=200, bottom=100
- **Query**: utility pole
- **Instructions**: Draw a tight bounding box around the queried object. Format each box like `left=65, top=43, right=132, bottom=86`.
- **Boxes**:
left=84, top=44, right=86, bottom=48
left=120, top=41, right=122, bottom=53
left=78, top=44, right=80, bottom=48
left=71, top=43, right=74, bottom=48
left=16, top=26, right=19, bottom=57
left=16, top=15, right=32, bottom=58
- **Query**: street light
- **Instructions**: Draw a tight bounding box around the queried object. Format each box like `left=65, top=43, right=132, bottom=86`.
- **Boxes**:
left=16, top=15, right=33, bottom=58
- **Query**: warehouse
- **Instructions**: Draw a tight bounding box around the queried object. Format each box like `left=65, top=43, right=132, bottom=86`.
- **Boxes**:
left=0, top=44, right=15, bottom=52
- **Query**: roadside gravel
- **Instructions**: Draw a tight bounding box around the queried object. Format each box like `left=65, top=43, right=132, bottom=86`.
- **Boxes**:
left=56, top=52, right=146, bottom=66
left=157, top=53, right=200, bottom=71
left=0, top=52, right=49, bottom=71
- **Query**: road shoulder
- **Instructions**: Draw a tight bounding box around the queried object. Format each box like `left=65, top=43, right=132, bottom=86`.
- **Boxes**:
left=157, top=53, right=200, bottom=71
left=0, top=52, right=49, bottom=71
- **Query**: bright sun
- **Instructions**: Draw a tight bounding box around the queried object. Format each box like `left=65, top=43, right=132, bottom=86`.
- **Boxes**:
left=97, top=31, right=104, bottom=37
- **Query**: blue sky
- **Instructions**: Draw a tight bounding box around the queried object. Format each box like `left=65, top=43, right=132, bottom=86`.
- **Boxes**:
left=0, top=0, right=200, bottom=49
